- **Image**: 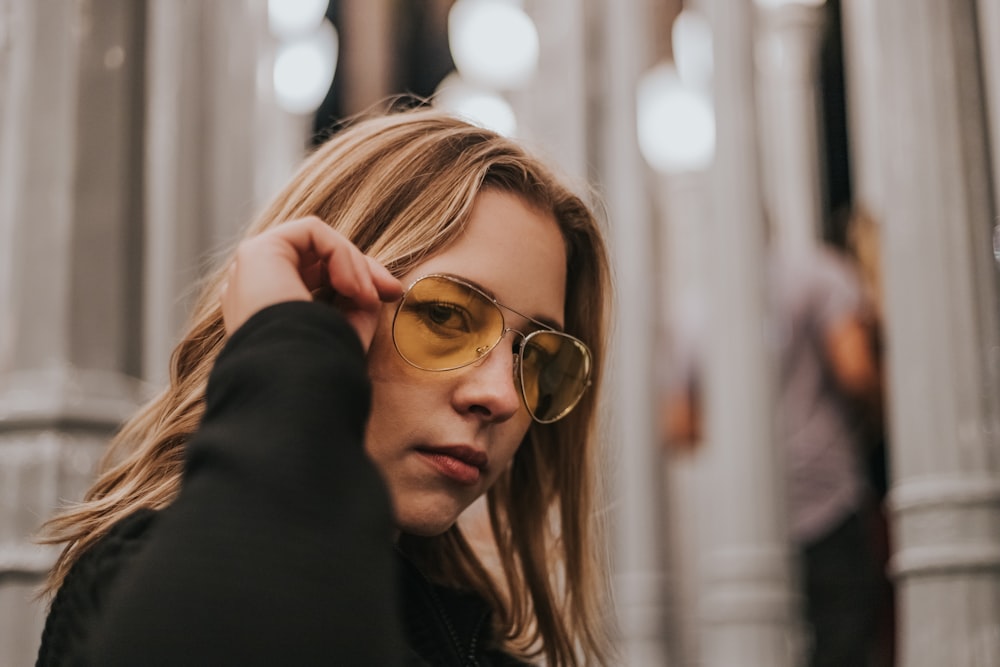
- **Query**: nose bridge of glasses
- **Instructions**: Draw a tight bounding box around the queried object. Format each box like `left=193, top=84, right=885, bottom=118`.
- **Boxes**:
left=475, top=327, right=523, bottom=362
left=502, top=326, right=527, bottom=344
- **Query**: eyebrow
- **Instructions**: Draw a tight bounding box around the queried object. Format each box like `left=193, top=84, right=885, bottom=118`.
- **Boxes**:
left=440, top=272, right=565, bottom=331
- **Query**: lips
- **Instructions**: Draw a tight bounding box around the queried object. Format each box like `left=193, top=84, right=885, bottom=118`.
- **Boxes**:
left=415, top=445, right=488, bottom=485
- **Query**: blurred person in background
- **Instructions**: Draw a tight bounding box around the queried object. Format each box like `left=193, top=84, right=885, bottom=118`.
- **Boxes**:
left=35, top=109, right=615, bottom=667
left=659, top=238, right=885, bottom=667
left=844, top=203, right=895, bottom=667
left=844, top=205, right=888, bottom=496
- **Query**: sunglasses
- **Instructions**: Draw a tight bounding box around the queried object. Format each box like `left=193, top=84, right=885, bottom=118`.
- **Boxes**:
left=391, top=274, right=593, bottom=423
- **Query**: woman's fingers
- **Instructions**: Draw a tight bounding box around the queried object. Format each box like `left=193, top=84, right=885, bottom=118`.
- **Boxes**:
left=327, top=239, right=378, bottom=307
left=220, top=217, right=402, bottom=349
left=366, top=255, right=404, bottom=301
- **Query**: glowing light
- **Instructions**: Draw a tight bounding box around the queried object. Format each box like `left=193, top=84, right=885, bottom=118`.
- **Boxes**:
left=993, top=224, right=1000, bottom=264
left=273, top=19, right=338, bottom=115
left=754, top=0, right=826, bottom=8
left=268, top=0, right=329, bottom=40
left=434, top=73, right=518, bottom=137
left=637, top=63, right=716, bottom=174
left=448, top=0, right=539, bottom=90
left=672, top=9, right=713, bottom=94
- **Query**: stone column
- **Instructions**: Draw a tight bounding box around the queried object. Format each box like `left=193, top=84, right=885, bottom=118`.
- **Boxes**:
left=698, top=0, right=797, bottom=664
left=338, top=0, right=394, bottom=116
left=977, top=0, right=1000, bottom=223
left=513, top=0, right=589, bottom=183
left=657, top=168, right=713, bottom=667
left=755, top=2, right=827, bottom=251
left=596, top=0, right=672, bottom=664
left=840, top=0, right=887, bottom=217
left=0, top=2, right=147, bottom=664
left=0, top=1, right=285, bottom=663
left=143, top=0, right=299, bottom=384
left=856, top=2, right=1000, bottom=666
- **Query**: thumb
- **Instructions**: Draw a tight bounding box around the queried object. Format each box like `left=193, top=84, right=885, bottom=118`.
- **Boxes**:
left=332, top=293, right=384, bottom=353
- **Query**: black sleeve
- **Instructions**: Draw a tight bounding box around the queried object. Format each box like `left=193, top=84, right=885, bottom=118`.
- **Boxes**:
left=84, top=301, right=405, bottom=666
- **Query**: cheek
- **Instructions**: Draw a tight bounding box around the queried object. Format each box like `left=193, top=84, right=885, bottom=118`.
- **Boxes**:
left=364, top=317, right=413, bottom=446
left=491, top=419, right=533, bottom=473
left=366, top=307, right=412, bottom=385
left=366, top=340, right=419, bottom=429
left=366, top=313, right=439, bottom=408
left=366, top=307, right=394, bottom=363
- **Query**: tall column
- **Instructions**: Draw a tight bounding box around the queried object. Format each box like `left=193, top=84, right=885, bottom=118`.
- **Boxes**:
left=865, top=2, right=1000, bottom=666
left=597, top=0, right=672, bottom=664
left=699, top=0, right=797, bottom=665
left=840, top=0, right=887, bottom=217
left=0, top=2, right=147, bottom=665
left=977, top=0, right=1000, bottom=223
left=338, top=0, right=394, bottom=116
left=0, top=1, right=285, bottom=663
left=657, top=168, right=713, bottom=667
left=755, top=2, right=827, bottom=250
left=514, top=0, right=589, bottom=183
left=143, top=0, right=298, bottom=384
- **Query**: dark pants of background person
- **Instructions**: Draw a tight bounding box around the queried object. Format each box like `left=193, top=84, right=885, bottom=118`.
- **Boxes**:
left=803, top=510, right=883, bottom=667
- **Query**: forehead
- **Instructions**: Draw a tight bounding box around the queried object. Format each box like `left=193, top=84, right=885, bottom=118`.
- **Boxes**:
left=401, top=190, right=568, bottom=327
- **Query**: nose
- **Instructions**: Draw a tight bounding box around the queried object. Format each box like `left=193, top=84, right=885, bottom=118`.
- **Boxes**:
left=452, top=331, right=524, bottom=423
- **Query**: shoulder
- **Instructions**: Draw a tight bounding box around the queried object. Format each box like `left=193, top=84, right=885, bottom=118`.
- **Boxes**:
left=792, top=245, right=861, bottom=298
left=772, top=245, right=856, bottom=287
left=772, top=245, right=863, bottom=325
left=37, top=509, right=159, bottom=666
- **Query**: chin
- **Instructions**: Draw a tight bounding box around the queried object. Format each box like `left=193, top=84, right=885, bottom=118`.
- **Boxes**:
left=397, top=523, right=453, bottom=538
left=391, top=501, right=465, bottom=537
left=395, top=517, right=457, bottom=537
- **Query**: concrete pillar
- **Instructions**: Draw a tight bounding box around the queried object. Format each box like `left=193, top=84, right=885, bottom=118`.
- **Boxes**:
left=514, top=0, right=589, bottom=183
left=596, top=0, right=672, bottom=664
left=840, top=0, right=887, bottom=218
left=0, top=2, right=147, bottom=664
left=861, top=2, right=1000, bottom=665
left=698, top=0, right=797, bottom=664
left=0, top=1, right=286, bottom=663
left=656, top=168, right=713, bottom=667
left=755, top=2, right=827, bottom=250
left=143, top=0, right=299, bottom=384
left=977, top=0, right=1000, bottom=224
left=338, top=0, right=394, bottom=116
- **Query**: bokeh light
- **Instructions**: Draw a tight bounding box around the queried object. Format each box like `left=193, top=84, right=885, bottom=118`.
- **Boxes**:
left=273, top=18, right=339, bottom=115
left=637, top=63, right=716, bottom=174
left=448, top=0, right=539, bottom=90
left=672, top=9, right=713, bottom=95
left=434, top=72, right=518, bottom=137
left=754, top=0, right=827, bottom=8
left=267, top=0, right=329, bottom=40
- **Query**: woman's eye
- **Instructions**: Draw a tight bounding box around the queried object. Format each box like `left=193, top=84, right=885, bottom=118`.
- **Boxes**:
left=421, top=302, right=471, bottom=331
left=426, top=304, right=455, bottom=324
left=523, top=342, right=550, bottom=363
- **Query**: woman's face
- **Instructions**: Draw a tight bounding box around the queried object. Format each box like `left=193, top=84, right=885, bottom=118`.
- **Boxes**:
left=364, top=189, right=568, bottom=536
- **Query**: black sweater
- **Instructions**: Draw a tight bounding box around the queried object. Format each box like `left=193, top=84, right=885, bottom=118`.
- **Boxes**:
left=37, top=302, right=529, bottom=666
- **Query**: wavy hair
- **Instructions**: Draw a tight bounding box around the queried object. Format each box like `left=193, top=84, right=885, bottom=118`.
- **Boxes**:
left=40, top=108, right=614, bottom=666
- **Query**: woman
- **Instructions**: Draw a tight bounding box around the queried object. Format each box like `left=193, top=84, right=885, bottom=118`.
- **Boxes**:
left=36, top=109, right=614, bottom=666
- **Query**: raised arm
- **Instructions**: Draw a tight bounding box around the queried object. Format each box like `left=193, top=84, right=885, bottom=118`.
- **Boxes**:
left=81, top=219, right=406, bottom=665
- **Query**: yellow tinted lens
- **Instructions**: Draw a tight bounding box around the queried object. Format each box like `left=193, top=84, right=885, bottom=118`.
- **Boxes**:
left=519, top=331, right=592, bottom=422
left=393, top=276, right=504, bottom=370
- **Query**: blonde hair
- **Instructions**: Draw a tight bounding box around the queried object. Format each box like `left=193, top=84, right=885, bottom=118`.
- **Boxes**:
left=40, top=108, right=614, bottom=666
left=845, top=204, right=883, bottom=324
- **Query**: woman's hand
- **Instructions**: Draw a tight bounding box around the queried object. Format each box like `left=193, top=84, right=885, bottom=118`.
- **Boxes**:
left=220, top=217, right=403, bottom=350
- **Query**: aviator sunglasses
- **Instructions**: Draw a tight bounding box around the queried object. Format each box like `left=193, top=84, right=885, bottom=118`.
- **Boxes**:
left=391, top=274, right=593, bottom=423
